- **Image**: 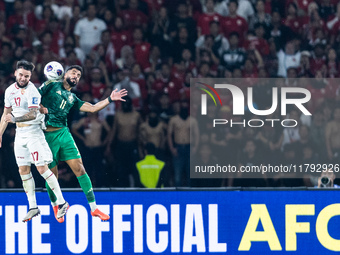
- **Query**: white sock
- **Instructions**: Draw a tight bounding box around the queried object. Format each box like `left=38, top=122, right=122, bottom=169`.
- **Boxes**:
left=20, top=172, right=37, bottom=209
left=89, top=202, right=97, bottom=212
left=41, top=169, right=65, bottom=205
left=51, top=202, right=58, bottom=207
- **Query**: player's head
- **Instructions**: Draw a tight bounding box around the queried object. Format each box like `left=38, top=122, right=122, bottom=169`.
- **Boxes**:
left=64, top=65, right=83, bottom=87
left=15, top=60, right=35, bottom=88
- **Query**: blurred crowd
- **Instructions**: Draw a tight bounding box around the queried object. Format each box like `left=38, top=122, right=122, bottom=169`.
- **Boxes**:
left=0, top=0, right=340, bottom=188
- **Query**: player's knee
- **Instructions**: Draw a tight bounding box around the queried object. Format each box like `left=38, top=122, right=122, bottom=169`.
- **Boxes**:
left=19, top=166, right=30, bottom=175
left=74, top=164, right=86, bottom=176
left=36, top=165, right=48, bottom=175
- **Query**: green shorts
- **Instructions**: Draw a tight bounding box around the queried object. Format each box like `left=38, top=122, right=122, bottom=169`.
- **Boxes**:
left=44, top=127, right=81, bottom=169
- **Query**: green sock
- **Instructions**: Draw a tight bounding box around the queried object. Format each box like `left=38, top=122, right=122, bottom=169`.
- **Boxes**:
left=77, top=173, right=96, bottom=203
left=45, top=182, right=57, bottom=204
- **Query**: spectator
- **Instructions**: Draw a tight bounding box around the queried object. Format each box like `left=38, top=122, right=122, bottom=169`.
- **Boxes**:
left=319, top=0, right=335, bottom=21
left=106, top=96, right=142, bottom=187
left=139, top=110, right=167, bottom=159
left=191, top=143, right=221, bottom=187
left=168, top=1, right=197, bottom=41
left=119, top=0, right=148, bottom=31
left=102, top=9, right=115, bottom=31
left=131, top=63, right=148, bottom=108
left=325, top=106, right=340, bottom=162
left=234, top=139, right=267, bottom=187
left=74, top=4, right=107, bottom=55
left=285, top=0, right=313, bottom=15
left=40, top=31, right=58, bottom=55
left=220, top=0, right=248, bottom=46
left=146, top=45, right=163, bottom=73
left=63, top=5, right=81, bottom=36
left=110, top=16, right=132, bottom=59
left=325, top=48, right=339, bottom=78
left=34, top=0, right=59, bottom=20
left=59, top=35, right=86, bottom=64
left=310, top=44, right=326, bottom=76
left=236, top=0, right=255, bottom=22
left=244, top=23, right=270, bottom=57
left=249, top=0, right=272, bottom=38
left=277, top=40, right=301, bottom=77
left=264, top=38, right=279, bottom=77
left=132, top=27, right=151, bottom=71
left=116, top=45, right=136, bottom=70
left=57, top=0, right=74, bottom=21
left=220, top=32, right=246, bottom=71
left=0, top=43, right=14, bottom=77
left=282, top=2, right=303, bottom=35
left=149, top=6, right=171, bottom=57
left=293, top=125, right=315, bottom=160
left=34, top=6, right=55, bottom=37
left=269, top=10, right=293, bottom=49
left=96, top=0, right=115, bottom=20
left=72, top=112, right=111, bottom=187
left=152, top=63, right=183, bottom=103
left=195, top=20, right=230, bottom=57
left=89, top=67, right=109, bottom=101
left=168, top=101, right=199, bottom=186
left=327, top=2, right=340, bottom=45
left=92, top=30, right=115, bottom=72
left=196, top=0, right=223, bottom=37
left=114, top=68, right=141, bottom=109
left=310, top=109, right=327, bottom=160
left=0, top=22, right=10, bottom=46
left=171, top=26, right=196, bottom=64
left=279, top=108, right=302, bottom=151
left=136, top=143, right=166, bottom=188
left=298, top=50, right=312, bottom=77
left=7, top=0, right=35, bottom=39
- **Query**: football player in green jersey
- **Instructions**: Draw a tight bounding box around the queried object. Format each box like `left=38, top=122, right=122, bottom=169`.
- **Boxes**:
left=39, top=65, right=127, bottom=222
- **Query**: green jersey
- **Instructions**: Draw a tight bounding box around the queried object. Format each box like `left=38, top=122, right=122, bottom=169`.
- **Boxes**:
left=39, top=80, right=85, bottom=128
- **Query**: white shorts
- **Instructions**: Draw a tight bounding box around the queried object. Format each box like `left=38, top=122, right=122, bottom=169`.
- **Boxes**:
left=14, top=128, right=53, bottom=167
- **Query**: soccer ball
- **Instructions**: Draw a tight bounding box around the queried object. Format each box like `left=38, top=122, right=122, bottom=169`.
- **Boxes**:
left=44, top=61, right=64, bottom=81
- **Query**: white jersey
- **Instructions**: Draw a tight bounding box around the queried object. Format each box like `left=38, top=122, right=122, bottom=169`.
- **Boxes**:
left=4, top=81, right=45, bottom=134
left=4, top=81, right=52, bottom=166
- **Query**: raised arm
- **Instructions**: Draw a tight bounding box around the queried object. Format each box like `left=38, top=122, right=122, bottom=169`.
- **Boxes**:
left=79, top=88, right=128, bottom=113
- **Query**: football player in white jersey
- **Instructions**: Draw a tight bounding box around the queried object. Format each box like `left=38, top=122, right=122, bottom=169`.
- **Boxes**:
left=0, top=60, right=69, bottom=222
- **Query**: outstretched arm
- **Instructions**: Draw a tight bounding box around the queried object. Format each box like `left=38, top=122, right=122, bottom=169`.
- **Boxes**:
left=0, top=107, right=12, bottom=148
left=79, top=88, right=128, bottom=113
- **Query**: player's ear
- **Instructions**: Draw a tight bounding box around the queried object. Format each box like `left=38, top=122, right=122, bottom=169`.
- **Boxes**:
left=14, top=70, right=17, bottom=76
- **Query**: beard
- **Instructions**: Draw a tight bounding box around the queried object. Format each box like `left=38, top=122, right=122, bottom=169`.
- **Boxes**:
left=16, top=78, right=29, bottom=88
left=66, top=77, right=78, bottom=87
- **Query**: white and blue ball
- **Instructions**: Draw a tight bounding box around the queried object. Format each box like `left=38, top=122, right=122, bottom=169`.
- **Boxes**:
left=44, top=61, right=64, bottom=81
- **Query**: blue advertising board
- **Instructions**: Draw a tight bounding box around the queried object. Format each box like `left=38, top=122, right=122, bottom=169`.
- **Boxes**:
left=0, top=190, right=339, bottom=254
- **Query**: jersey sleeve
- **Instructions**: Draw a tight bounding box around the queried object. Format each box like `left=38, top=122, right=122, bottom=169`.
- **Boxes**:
left=4, top=88, right=11, bottom=108
left=73, top=94, right=85, bottom=110
left=38, top=80, right=54, bottom=96
left=27, top=87, right=41, bottom=108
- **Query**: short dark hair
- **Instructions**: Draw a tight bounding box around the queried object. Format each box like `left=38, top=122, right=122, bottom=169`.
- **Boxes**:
left=229, top=31, right=240, bottom=38
left=16, top=60, right=35, bottom=72
left=228, top=0, right=238, bottom=7
left=65, top=65, right=83, bottom=75
left=209, top=20, right=220, bottom=26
